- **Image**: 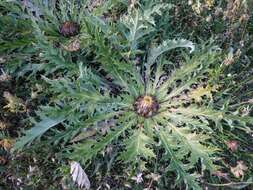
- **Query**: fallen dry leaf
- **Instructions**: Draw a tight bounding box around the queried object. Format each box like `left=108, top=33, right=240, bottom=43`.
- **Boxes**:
left=0, top=139, right=14, bottom=150
left=62, top=38, right=81, bottom=52
left=70, top=161, right=91, bottom=189
left=131, top=173, right=143, bottom=184
left=212, top=170, right=229, bottom=180
left=3, top=91, right=26, bottom=113
left=0, top=122, right=8, bottom=130
left=230, top=161, right=248, bottom=178
left=226, top=140, right=239, bottom=152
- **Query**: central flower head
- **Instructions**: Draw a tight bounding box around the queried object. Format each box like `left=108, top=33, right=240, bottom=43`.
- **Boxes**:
left=133, top=95, right=159, bottom=118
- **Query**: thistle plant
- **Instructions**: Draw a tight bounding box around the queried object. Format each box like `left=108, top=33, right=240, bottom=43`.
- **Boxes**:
left=12, top=1, right=253, bottom=189
left=0, top=0, right=89, bottom=77
left=14, top=39, right=253, bottom=189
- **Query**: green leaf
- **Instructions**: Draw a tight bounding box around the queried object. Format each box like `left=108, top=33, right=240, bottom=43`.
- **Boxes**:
left=71, top=112, right=135, bottom=164
left=147, top=39, right=195, bottom=65
left=156, top=49, right=220, bottom=101
left=13, top=116, right=65, bottom=150
left=122, top=10, right=154, bottom=52
left=143, top=3, right=172, bottom=26
left=189, top=85, right=214, bottom=102
left=119, top=128, right=155, bottom=163
left=159, top=130, right=202, bottom=190
left=167, top=123, right=216, bottom=171
left=170, top=106, right=253, bottom=132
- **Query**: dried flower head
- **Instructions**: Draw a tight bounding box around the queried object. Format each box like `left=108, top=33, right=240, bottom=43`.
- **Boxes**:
left=146, top=173, right=161, bottom=182
left=192, top=3, right=202, bottom=14
left=240, top=106, right=250, bottom=117
left=0, top=139, right=14, bottom=151
left=0, top=122, right=8, bottom=130
left=205, top=15, right=212, bottom=22
left=87, top=0, right=105, bottom=11
left=62, top=38, right=81, bottom=52
left=188, top=0, right=193, bottom=5
left=59, top=21, right=80, bottom=37
left=0, top=73, right=11, bottom=82
left=31, top=84, right=43, bottom=99
left=3, top=91, right=26, bottom=113
left=223, top=48, right=240, bottom=66
left=214, top=7, right=223, bottom=16
left=248, top=99, right=253, bottom=104
left=133, top=95, right=159, bottom=118
left=239, top=14, right=249, bottom=23
left=0, top=69, right=11, bottom=82
left=205, top=0, right=214, bottom=9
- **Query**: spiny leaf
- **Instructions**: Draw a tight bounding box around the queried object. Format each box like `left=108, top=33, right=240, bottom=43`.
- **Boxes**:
left=119, top=128, right=155, bottom=163
left=166, top=123, right=216, bottom=171
left=143, top=3, right=172, bottom=26
left=157, top=49, right=220, bottom=101
left=71, top=113, right=135, bottom=164
left=13, top=116, right=66, bottom=151
left=147, top=39, right=195, bottom=65
left=159, top=130, right=202, bottom=190
left=121, top=9, right=153, bottom=52
left=172, top=106, right=253, bottom=132
left=189, top=85, right=214, bottom=102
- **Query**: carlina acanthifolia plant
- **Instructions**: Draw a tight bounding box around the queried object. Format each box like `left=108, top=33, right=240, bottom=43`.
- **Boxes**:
left=11, top=1, right=253, bottom=189
left=1, top=0, right=88, bottom=78
left=13, top=38, right=253, bottom=189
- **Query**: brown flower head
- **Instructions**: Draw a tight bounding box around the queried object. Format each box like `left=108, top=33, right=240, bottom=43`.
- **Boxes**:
left=133, top=95, right=159, bottom=118
left=59, top=21, right=80, bottom=37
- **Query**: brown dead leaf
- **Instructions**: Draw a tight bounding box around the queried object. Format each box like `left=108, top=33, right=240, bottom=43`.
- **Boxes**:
left=0, top=139, right=14, bottom=151
left=226, top=140, right=239, bottom=152
left=0, top=122, right=8, bottom=130
left=3, top=91, right=26, bottom=113
left=230, top=161, right=248, bottom=178
left=62, top=38, right=81, bottom=52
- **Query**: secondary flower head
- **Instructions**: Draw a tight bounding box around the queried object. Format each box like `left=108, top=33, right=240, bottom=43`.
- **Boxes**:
left=59, top=21, right=80, bottom=37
